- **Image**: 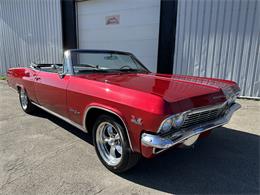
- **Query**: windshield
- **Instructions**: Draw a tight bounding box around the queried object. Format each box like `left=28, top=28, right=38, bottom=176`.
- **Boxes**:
left=70, top=51, right=149, bottom=74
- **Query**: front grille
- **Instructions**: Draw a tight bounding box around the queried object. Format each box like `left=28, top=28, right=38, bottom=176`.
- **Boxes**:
left=182, top=103, right=228, bottom=128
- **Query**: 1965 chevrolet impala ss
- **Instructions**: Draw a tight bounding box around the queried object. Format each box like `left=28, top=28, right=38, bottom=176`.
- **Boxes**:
left=7, top=49, right=241, bottom=173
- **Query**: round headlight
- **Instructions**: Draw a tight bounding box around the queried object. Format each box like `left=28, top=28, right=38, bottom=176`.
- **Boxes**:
left=172, top=114, right=185, bottom=128
left=161, top=119, right=173, bottom=133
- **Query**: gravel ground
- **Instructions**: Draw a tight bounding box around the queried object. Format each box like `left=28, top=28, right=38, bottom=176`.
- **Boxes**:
left=0, top=80, right=259, bottom=195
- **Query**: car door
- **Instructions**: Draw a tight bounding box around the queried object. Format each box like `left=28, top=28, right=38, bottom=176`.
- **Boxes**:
left=34, top=71, right=70, bottom=118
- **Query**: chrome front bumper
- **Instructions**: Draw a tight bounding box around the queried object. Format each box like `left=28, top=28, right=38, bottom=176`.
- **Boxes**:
left=141, top=103, right=241, bottom=153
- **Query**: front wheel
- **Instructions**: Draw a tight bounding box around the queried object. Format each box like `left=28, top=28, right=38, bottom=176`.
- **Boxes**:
left=93, top=115, right=140, bottom=173
left=19, top=88, right=36, bottom=114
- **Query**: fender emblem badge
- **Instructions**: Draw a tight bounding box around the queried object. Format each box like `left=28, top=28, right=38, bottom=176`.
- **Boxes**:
left=69, top=108, right=80, bottom=115
left=131, top=115, right=142, bottom=126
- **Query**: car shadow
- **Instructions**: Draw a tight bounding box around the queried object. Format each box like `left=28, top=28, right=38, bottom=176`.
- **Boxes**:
left=121, top=128, right=260, bottom=194
left=33, top=109, right=259, bottom=194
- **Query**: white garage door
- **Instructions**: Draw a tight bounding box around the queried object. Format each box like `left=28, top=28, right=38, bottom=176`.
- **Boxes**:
left=77, top=0, right=160, bottom=72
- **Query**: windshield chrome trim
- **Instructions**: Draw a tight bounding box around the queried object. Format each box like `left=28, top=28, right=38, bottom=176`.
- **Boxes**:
left=66, top=49, right=150, bottom=75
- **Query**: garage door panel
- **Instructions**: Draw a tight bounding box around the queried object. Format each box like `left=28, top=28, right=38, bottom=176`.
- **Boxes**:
left=77, top=0, right=160, bottom=15
left=78, top=6, right=160, bottom=29
left=78, top=24, right=159, bottom=42
left=80, top=39, right=158, bottom=56
left=77, top=0, right=160, bottom=71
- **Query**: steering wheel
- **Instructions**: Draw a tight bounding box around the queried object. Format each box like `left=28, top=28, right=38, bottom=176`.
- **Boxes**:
left=120, top=65, right=132, bottom=69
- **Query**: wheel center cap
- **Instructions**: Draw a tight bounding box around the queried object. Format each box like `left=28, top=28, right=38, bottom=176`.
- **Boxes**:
left=108, top=138, right=115, bottom=146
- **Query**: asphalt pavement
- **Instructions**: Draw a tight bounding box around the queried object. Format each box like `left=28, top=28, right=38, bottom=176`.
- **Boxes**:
left=0, top=80, right=259, bottom=194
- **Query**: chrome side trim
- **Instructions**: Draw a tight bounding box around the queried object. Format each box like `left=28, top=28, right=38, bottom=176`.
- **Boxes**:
left=141, top=103, right=241, bottom=154
left=31, top=102, right=87, bottom=132
left=83, top=106, right=133, bottom=151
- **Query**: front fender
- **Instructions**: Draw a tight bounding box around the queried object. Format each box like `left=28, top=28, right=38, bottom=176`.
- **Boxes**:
left=83, top=103, right=135, bottom=151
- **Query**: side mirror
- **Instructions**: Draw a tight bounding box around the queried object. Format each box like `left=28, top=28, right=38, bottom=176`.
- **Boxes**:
left=58, top=72, right=66, bottom=79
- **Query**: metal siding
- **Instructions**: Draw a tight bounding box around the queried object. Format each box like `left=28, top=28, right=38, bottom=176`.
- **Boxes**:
left=174, top=0, right=260, bottom=97
left=0, top=0, right=63, bottom=75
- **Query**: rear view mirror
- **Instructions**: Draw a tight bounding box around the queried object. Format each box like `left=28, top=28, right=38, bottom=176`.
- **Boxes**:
left=104, top=55, right=118, bottom=60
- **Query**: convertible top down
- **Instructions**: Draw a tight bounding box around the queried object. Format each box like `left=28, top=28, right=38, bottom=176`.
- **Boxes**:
left=7, top=49, right=240, bottom=173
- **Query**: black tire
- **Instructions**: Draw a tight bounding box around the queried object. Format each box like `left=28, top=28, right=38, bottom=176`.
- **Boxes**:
left=93, top=115, right=140, bottom=173
left=18, top=88, right=36, bottom=114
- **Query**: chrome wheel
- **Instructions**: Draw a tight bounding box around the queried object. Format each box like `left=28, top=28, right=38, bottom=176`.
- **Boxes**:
left=20, top=89, right=28, bottom=110
left=96, top=122, right=123, bottom=166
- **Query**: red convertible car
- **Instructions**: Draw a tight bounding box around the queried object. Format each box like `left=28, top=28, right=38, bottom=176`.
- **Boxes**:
left=7, top=49, right=241, bottom=173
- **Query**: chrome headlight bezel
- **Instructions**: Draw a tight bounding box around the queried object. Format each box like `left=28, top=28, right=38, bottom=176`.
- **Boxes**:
left=160, top=118, right=173, bottom=133
left=158, top=113, right=186, bottom=134
left=172, top=113, right=185, bottom=128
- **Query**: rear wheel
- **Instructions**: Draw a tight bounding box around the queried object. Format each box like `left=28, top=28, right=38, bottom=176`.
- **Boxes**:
left=19, top=88, right=36, bottom=114
left=93, top=115, right=140, bottom=173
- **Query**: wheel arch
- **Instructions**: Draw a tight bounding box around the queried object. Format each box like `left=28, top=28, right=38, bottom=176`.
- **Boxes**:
left=83, top=106, right=133, bottom=151
left=16, top=84, right=24, bottom=92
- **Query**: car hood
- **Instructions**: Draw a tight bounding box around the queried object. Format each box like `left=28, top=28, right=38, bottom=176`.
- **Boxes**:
left=76, top=73, right=239, bottom=109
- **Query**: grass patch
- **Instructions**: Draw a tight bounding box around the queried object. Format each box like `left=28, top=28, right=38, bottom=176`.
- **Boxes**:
left=0, top=76, right=6, bottom=80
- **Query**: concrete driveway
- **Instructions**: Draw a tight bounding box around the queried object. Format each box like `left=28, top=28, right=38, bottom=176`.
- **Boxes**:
left=0, top=80, right=259, bottom=194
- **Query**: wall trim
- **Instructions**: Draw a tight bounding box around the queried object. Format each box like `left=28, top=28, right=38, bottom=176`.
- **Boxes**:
left=61, top=0, right=77, bottom=50
left=157, top=0, right=178, bottom=74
